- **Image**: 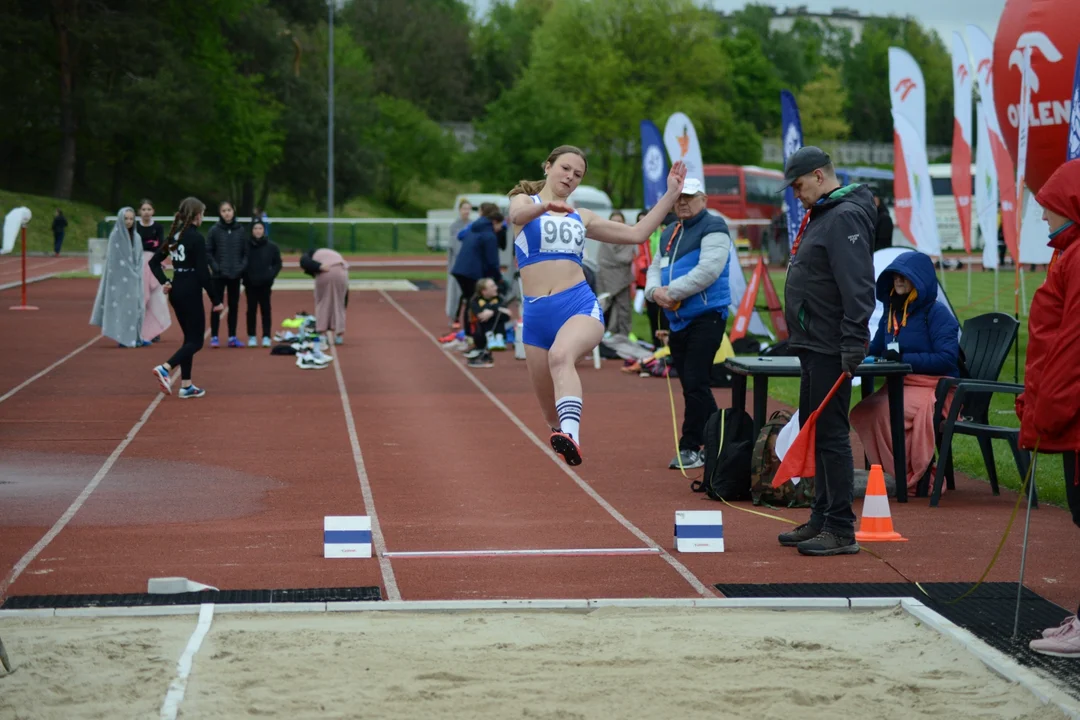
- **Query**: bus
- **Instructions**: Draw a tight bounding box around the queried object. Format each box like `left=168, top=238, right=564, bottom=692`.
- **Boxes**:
left=835, top=166, right=895, bottom=203
left=928, top=163, right=978, bottom=252
left=702, top=164, right=785, bottom=248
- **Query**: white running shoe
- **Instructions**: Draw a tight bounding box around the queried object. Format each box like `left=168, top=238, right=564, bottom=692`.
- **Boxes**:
left=152, top=365, right=173, bottom=395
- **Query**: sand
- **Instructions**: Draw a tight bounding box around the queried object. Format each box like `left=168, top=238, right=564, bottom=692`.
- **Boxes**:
left=0, top=607, right=1068, bottom=719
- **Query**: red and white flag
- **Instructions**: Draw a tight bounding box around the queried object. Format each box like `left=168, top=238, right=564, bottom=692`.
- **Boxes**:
left=951, top=32, right=974, bottom=254
left=967, top=24, right=1019, bottom=264
left=889, top=47, right=942, bottom=256
left=771, top=374, right=849, bottom=489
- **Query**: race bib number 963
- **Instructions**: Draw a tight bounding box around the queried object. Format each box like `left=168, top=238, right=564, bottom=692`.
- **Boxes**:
left=539, top=216, right=585, bottom=254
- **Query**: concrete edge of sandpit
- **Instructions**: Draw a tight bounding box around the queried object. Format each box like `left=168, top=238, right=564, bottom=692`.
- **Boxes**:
left=2, top=596, right=1076, bottom=717
left=900, top=598, right=1080, bottom=720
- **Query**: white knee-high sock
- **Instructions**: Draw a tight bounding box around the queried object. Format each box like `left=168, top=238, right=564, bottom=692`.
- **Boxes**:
left=556, top=396, right=582, bottom=444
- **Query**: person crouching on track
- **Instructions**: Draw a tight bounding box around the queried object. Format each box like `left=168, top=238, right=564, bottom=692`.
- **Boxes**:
left=243, top=220, right=282, bottom=348
left=508, top=144, right=686, bottom=466
left=150, top=197, right=225, bottom=399
left=464, top=278, right=511, bottom=368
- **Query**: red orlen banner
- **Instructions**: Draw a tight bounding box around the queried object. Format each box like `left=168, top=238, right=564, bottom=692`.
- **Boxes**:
left=993, top=0, right=1080, bottom=194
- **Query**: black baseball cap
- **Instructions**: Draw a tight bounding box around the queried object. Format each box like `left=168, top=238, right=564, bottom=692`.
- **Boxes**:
left=780, top=146, right=832, bottom=191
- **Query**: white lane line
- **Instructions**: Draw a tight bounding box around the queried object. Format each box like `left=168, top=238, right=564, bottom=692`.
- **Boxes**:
left=0, top=334, right=103, bottom=405
left=383, top=547, right=662, bottom=559
left=0, top=393, right=165, bottom=599
left=0, top=271, right=62, bottom=292
left=329, top=343, right=402, bottom=601
left=0, top=257, right=66, bottom=277
left=379, top=290, right=717, bottom=599
left=0, top=328, right=207, bottom=598
left=159, top=602, right=215, bottom=720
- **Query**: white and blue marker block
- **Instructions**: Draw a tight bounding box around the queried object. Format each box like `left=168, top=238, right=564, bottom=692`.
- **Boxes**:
left=674, top=510, right=724, bottom=553
left=324, top=516, right=372, bottom=558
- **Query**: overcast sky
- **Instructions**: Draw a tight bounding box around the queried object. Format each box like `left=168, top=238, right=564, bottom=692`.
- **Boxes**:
left=466, top=0, right=1008, bottom=45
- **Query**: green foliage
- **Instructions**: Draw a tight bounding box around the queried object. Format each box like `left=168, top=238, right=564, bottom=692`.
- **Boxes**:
left=0, top=0, right=957, bottom=219
left=842, top=17, right=952, bottom=146
left=797, top=67, right=852, bottom=141
left=366, top=96, right=463, bottom=212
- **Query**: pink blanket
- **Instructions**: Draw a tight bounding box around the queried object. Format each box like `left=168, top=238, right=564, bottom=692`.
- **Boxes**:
left=142, top=251, right=172, bottom=341
left=850, top=375, right=954, bottom=493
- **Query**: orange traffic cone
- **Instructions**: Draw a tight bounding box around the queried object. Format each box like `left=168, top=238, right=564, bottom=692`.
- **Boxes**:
left=855, top=464, right=907, bottom=542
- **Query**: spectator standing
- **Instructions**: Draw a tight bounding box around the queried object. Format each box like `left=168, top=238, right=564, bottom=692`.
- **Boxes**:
left=775, top=147, right=876, bottom=557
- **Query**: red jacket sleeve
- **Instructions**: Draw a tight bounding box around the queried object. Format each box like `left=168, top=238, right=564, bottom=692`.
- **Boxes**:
left=1032, top=250, right=1080, bottom=436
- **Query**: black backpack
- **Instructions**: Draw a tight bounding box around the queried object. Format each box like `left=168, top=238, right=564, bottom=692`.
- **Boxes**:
left=691, top=408, right=756, bottom=501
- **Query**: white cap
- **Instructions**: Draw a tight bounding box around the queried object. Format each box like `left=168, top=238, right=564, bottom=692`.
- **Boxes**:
left=680, top=177, right=705, bottom=196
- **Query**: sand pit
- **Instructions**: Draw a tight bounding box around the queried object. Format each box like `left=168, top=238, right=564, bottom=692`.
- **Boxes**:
left=0, top=606, right=1071, bottom=719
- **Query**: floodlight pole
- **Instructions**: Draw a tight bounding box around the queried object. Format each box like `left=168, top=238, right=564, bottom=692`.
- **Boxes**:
left=327, top=0, right=335, bottom=249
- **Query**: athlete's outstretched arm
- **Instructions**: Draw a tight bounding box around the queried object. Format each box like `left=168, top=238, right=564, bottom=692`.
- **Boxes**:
left=508, top=193, right=571, bottom=230
left=581, top=161, right=686, bottom=245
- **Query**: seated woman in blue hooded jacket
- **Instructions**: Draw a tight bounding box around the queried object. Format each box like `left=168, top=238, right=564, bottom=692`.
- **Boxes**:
left=850, top=250, right=960, bottom=495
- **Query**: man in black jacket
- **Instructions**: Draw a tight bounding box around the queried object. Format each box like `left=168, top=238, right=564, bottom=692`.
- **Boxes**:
left=776, top=147, right=876, bottom=557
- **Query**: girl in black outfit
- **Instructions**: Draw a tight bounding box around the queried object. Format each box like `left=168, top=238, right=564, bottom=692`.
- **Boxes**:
left=150, top=197, right=224, bottom=399
left=243, top=220, right=282, bottom=347
left=206, top=200, right=249, bottom=348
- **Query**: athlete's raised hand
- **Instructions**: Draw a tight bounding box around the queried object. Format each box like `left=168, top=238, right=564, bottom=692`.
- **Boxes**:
left=667, top=161, right=688, bottom=194
left=544, top=200, right=575, bottom=215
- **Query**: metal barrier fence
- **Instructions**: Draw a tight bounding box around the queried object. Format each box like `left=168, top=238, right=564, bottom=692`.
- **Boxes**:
left=97, top=215, right=774, bottom=256
left=96, top=217, right=442, bottom=254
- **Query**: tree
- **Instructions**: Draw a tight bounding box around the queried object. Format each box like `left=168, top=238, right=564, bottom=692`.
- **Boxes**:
left=796, top=66, right=852, bottom=141
left=508, top=0, right=737, bottom=205
left=470, top=0, right=553, bottom=107
left=343, top=0, right=476, bottom=121
left=842, top=17, right=952, bottom=146
left=470, top=73, right=587, bottom=193
left=721, top=30, right=782, bottom=134
left=365, top=96, right=462, bottom=211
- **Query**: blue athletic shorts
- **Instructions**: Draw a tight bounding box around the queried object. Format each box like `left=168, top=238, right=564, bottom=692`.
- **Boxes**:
left=522, top=280, right=604, bottom=351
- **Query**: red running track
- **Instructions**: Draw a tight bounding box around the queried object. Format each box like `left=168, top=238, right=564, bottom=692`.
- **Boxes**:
left=0, top=278, right=1078, bottom=609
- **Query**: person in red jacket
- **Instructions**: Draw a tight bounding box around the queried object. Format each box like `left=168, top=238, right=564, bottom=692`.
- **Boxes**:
left=1017, top=158, right=1080, bottom=658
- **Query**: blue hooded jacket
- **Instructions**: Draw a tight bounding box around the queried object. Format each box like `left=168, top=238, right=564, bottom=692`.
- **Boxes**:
left=868, top=251, right=960, bottom=377
left=451, top=217, right=502, bottom=283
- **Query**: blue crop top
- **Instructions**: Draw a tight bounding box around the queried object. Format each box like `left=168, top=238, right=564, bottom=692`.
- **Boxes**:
left=513, top=195, right=586, bottom=269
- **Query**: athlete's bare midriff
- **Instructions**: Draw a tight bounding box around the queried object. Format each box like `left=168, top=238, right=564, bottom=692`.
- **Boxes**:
left=519, top=258, right=586, bottom=298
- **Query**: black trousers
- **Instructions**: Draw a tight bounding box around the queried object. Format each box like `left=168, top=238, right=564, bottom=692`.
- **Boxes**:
left=472, top=313, right=508, bottom=350
left=668, top=312, right=726, bottom=451
left=53, top=231, right=64, bottom=254
left=211, top=277, right=242, bottom=338
left=453, top=274, right=477, bottom=327
left=246, top=285, right=272, bottom=338
left=798, top=350, right=856, bottom=536
left=166, top=288, right=206, bottom=381
left=646, top=299, right=669, bottom=346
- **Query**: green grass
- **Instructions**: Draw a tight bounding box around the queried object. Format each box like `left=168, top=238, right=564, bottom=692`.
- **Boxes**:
left=633, top=265, right=1062, bottom=508
left=0, top=189, right=111, bottom=255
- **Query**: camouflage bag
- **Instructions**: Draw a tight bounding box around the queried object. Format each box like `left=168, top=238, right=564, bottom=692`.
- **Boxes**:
left=749, top=410, right=814, bottom=508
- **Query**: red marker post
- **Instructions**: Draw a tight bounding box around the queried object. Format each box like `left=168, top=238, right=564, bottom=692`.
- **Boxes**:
left=9, top=225, right=38, bottom=311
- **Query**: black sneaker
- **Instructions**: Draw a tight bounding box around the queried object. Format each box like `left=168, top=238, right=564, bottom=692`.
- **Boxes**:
left=797, top=531, right=860, bottom=556
left=468, top=351, right=494, bottom=368
left=778, top=523, right=821, bottom=547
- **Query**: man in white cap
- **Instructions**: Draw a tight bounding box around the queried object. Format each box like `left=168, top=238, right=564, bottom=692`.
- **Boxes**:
left=646, top=177, right=734, bottom=470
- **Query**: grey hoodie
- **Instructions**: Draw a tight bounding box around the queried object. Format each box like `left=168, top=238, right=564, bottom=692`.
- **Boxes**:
left=783, top=184, right=877, bottom=357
